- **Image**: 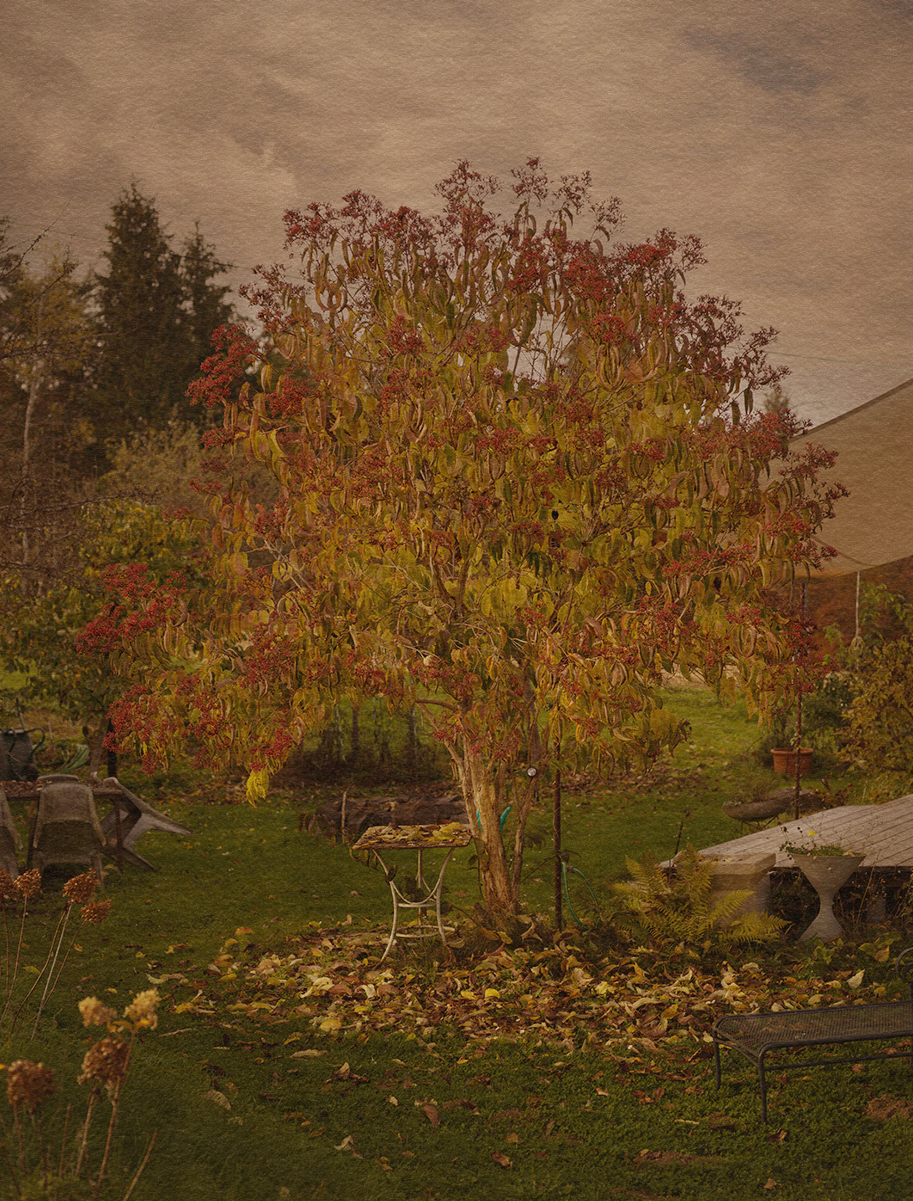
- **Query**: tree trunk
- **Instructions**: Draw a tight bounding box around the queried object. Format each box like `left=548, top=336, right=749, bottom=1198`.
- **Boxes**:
left=350, top=703, right=361, bottom=763
left=451, top=743, right=515, bottom=912
left=510, top=686, right=542, bottom=903
left=88, top=720, right=108, bottom=774
left=407, top=705, right=419, bottom=777
left=510, top=772, right=538, bottom=901
left=106, top=718, right=118, bottom=779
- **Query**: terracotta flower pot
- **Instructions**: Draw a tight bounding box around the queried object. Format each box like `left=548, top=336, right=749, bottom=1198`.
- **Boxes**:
left=791, top=853, right=864, bottom=941
left=771, top=748, right=814, bottom=777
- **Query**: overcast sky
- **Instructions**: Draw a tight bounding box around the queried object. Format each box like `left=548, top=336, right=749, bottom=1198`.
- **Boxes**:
left=3, top=0, right=912, bottom=427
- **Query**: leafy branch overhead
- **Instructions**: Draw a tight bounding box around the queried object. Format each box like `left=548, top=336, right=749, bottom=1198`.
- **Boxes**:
left=87, top=160, right=845, bottom=911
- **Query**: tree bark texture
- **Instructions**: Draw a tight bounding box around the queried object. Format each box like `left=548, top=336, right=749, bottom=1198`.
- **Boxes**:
left=452, top=743, right=515, bottom=913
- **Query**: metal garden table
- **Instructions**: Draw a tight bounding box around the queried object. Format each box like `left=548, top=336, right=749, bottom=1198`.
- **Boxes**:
left=353, top=823, right=471, bottom=961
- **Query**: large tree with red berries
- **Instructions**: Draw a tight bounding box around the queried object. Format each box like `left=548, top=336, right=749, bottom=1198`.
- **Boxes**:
left=86, top=161, right=843, bottom=912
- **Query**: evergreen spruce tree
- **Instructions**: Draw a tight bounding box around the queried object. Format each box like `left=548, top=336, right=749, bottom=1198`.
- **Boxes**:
left=92, top=184, right=234, bottom=437
left=180, top=224, right=234, bottom=381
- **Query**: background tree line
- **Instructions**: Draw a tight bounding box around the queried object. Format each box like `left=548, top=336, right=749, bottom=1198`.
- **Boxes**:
left=0, top=185, right=234, bottom=764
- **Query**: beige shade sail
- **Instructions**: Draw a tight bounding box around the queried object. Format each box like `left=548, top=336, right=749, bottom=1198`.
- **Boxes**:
left=789, top=377, right=913, bottom=578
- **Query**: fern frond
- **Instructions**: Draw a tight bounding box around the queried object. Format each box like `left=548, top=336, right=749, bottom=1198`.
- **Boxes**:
left=614, top=843, right=781, bottom=952
left=707, top=889, right=754, bottom=929
left=725, top=912, right=788, bottom=944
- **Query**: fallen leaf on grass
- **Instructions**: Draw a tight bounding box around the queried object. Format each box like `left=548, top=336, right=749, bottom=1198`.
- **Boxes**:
left=332, top=1062, right=369, bottom=1084
left=204, top=1089, right=231, bottom=1111
left=707, top=1113, right=738, bottom=1130
left=491, top=1152, right=512, bottom=1168
left=765, top=1129, right=788, bottom=1145
left=867, top=1096, right=913, bottom=1120
left=291, top=1050, right=325, bottom=1059
left=421, top=1104, right=440, bottom=1127
left=633, top=1151, right=722, bottom=1168
left=333, top=1135, right=362, bottom=1159
left=763, top=1180, right=779, bottom=1190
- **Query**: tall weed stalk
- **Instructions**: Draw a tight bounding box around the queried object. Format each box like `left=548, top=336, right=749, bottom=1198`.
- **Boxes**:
left=0, top=869, right=112, bottom=1043
left=1, top=988, right=160, bottom=1199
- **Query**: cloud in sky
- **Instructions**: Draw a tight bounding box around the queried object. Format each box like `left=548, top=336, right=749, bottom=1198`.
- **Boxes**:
left=3, top=0, right=911, bottom=424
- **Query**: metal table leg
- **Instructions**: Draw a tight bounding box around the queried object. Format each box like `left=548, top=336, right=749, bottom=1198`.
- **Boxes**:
left=375, top=847, right=457, bottom=961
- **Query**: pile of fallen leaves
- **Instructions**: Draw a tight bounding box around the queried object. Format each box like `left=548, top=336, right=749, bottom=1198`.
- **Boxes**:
left=152, top=925, right=907, bottom=1052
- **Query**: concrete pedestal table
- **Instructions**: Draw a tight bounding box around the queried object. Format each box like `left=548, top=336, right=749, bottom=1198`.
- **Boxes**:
left=791, top=853, right=864, bottom=941
left=353, top=824, right=471, bottom=960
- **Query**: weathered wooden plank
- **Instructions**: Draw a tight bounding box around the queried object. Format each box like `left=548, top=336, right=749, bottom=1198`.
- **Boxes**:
left=700, top=795, right=913, bottom=868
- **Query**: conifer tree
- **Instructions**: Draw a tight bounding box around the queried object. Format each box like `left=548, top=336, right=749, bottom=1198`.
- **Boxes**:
left=92, top=185, right=234, bottom=436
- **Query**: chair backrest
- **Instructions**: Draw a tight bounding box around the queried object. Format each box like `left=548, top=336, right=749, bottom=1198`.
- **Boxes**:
left=34, top=783, right=105, bottom=848
left=0, top=787, right=23, bottom=851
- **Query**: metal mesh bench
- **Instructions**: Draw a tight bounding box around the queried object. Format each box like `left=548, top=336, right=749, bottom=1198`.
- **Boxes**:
left=713, top=948, right=913, bottom=1122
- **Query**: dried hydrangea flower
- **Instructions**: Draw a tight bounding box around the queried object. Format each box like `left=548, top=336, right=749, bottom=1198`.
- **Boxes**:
left=81, top=898, right=113, bottom=924
left=78, top=1037, right=131, bottom=1090
left=14, top=869, right=41, bottom=900
left=78, top=996, right=118, bottom=1028
left=123, top=988, right=159, bottom=1031
left=63, top=871, right=98, bottom=904
left=0, top=868, right=16, bottom=902
left=6, top=1059, right=56, bottom=1112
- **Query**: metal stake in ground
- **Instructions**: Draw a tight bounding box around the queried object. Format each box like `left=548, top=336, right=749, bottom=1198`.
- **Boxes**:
left=793, top=691, right=803, bottom=821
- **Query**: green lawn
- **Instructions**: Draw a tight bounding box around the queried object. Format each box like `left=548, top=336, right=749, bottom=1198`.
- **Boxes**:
left=3, top=686, right=910, bottom=1200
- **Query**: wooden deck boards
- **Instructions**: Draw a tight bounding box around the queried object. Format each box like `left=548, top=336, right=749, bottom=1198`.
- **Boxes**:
left=700, top=793, right=913, bottom=868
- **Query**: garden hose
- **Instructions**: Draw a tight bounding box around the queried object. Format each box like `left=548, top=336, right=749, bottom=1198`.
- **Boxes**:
left=474, top=805, right=512, bottom=832
left=561, top=859, right=600, bottom=928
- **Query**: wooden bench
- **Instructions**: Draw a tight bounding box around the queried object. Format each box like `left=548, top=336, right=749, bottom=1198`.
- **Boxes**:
left=712, top=948, right=913, bottom=1122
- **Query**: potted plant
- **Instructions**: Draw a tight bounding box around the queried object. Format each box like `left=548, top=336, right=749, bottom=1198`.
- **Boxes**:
left=771, top=746, right=814, bottom=776
left=766, top=702, right=814, bottom=776
left=779, top=827, right=864, bottom=941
